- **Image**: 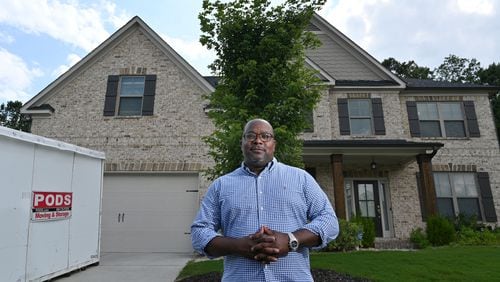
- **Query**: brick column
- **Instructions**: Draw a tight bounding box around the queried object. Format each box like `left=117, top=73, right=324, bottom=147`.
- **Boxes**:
left=417, top=154, right=437, bottom=218
left=331, top=154, right=346, bottom=219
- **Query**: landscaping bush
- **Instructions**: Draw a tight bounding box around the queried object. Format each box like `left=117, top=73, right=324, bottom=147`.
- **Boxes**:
left=352, top=216, right=375, bottom=248
left=326, top=219, right=362, bottom=252
left=410, top=227, right=429, bottom=249
left=454, top=213, right=478, bottom=232
left=426, top=215, right=456, bottom=246
left=456, top=226, right=500, bottom=246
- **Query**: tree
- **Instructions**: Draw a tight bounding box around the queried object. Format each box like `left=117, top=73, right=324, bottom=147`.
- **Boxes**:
left=199, top=0, right=326, bottom=179
left=434, top=54, right=481, bottom=83
left=478, top=63, right=500, bottom=143
left=478, top=62, right=500, bottom=86
left=0, top=100, right=31, bottom=132
left=381, top=57, right=433, bottom=79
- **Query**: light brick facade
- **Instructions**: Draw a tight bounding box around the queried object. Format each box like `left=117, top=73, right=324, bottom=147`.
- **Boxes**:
left=23, top=14, right=499, bottom=241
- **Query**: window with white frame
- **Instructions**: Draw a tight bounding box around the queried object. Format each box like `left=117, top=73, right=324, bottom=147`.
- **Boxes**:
left=417, top=102, right=466, bottom=137
left=434, top=172, right=482, bottom=220
left=348, top=99, right=373, bottom=135
left=117, top=76, right=145, bottom=116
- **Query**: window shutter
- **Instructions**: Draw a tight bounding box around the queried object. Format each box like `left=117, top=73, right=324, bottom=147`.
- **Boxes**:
left=463, top=101, right=480, bottom=137
left=477, top=172, right=497, bottom=222
left=372, top=98, right=386, bottom=135
left=103, top=75, right=119, bottom=116
left=338, top=98, right=350, bottom=135
left=406, top=101, right=420, bottom=137
left=142, top=75, right=156, bottom=116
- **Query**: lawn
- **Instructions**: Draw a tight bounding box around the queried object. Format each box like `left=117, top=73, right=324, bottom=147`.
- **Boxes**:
left=176, top=245, right=500, bottom=281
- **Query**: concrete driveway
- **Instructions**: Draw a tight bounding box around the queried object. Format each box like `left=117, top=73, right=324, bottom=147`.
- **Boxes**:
left=53, top=252, right=194, bottom=282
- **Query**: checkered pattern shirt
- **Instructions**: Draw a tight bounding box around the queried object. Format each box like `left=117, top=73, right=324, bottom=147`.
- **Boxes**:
left=191, top=159, right=339, bottom=282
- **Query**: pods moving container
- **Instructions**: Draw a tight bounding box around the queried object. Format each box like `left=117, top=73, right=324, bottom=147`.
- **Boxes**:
left=0, top=126, right=105, bottom=282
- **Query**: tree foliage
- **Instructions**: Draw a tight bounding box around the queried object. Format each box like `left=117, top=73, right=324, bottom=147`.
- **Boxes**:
left=434, top=54, right=482, bottom=83
left=199, top=0, right=326, bottom=179
left=0, top=100, right=31, bottom=132
left=478, top=63, right=500, bottom=86
left=479, top=63, right=500, bottom=143
left=381, top=57, right=433, bottom=79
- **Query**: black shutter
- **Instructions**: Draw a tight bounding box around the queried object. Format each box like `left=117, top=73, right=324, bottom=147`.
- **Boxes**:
left=372, top=98, right=386, bottom=135
left=406, top=101, right=421, bottom=137
left=463, top=101, right=480, bottom=137
left=477, top=172, right=497, bottom=222
left=338, top=98, right=350, bottom=135
left=103, top=75, right=119, bottom=116
left=142, top=75, right=156, bottom=116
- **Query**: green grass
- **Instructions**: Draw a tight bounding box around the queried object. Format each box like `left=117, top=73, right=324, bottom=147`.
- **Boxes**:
left=176, top=245, right=500, bottom=281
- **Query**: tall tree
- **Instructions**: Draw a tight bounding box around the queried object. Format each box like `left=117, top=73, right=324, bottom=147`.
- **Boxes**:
left=434, top=54, right=481, bottom=83
left=478, top=63, right=500, bottom=86
left=381, top=57, right=433, bottom=79
left=478, top=63, right=500, bottom=143
left=200, top=0, right=326, bottom=179
left=0, top=100, right=31, bottom=132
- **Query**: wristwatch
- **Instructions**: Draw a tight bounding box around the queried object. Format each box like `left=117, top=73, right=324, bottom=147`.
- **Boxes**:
left=287, top=232, right=299, bottom=252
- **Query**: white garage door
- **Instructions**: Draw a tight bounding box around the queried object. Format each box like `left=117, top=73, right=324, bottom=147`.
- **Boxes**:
left=101, top=174, right=199, bottom=253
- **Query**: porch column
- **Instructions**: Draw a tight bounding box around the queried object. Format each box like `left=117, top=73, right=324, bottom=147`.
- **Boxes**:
left=417, top=154, right=437, bottom=217
left=331, top=154, right=346, bottom=219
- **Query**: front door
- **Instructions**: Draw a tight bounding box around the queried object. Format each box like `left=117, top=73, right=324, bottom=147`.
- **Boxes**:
left=354, top=181, right=383, bottom=237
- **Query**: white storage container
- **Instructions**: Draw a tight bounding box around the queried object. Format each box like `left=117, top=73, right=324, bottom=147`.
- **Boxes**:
left=0, top=126, right=105, bottom=282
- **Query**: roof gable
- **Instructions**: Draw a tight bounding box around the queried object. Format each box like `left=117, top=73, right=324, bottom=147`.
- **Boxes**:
left=306, top=13, right=405, bottom=89
left=22, top=16, right=214, bottom=114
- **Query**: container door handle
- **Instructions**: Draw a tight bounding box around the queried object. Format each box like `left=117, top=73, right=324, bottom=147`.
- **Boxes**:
left=118, top=213, right=125, bottom=223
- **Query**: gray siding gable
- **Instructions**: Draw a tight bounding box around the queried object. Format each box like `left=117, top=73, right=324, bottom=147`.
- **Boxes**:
left=306, top=14, right=404, bottom=87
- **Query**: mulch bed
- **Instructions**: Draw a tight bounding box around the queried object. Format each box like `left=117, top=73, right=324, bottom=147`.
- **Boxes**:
left=178, top=269, right=371, bottom=281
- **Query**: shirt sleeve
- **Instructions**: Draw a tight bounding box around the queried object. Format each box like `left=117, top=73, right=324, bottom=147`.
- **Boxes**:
left=301, top=172, right=339, bottom=249
left=191, top=180, right=222, bottom=257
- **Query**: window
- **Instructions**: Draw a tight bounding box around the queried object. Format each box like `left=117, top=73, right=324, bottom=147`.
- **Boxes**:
left=434, top=172, right=482, bottom=220
left=304, top=109, right=314, bottom=132
left=103, top=75, right=156, bottom=117
left=118, top=76, right=145, bottom=116
left=407, top=100, right=480, bottom=138
left=417, top=102, right=466, bottom=137
left=348, top=99, right=373, bottom=135
left=338, top=98, right=385, bottom=135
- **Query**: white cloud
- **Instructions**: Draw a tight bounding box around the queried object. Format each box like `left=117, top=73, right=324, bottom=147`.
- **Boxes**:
left=0, top=31, right=14, bottom=44
left=320, top=0, right=500, bottom=68
left=0, top=48, right=43, bottom=102
left=161, top=34, right=216, bottom=75
left=456, top=0, right=494, bottom=15
left=51, top=53, right=82, bottom=77
left=0, top=0, right=128, bottom=52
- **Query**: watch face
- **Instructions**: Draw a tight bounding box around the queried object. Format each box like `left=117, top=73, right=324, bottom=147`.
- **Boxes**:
left=291, top=241, right=299, bottom=248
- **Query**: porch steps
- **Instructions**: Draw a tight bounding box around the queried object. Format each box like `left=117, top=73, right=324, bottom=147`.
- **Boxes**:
left=374, top=238, right=413, bottom=249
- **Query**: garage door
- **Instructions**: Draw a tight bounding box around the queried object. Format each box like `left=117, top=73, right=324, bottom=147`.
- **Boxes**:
left=101, top=174, right=199, bottom=253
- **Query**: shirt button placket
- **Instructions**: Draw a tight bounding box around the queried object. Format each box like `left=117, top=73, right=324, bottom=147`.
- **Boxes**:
left=256, top=176, right=265, bottom=226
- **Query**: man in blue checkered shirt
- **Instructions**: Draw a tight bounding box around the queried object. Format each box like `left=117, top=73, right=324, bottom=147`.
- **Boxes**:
left=191, top=119, right=339, bottom=281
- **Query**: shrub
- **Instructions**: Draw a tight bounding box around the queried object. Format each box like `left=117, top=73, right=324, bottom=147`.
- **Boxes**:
left=326, top=219, right=362, bottom=252
left=454, top=213, right=478, bottom=232
left=457, top=227, right=500, bottom=245
left=426, top=215, right=456, bottom=246
left=410, top=227, right=429, bottom=249
left=352, top=216, right=376, bottom=248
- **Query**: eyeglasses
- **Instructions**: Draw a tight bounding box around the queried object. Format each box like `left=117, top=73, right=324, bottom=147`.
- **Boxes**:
left=243, top=132, right=274, bottom=142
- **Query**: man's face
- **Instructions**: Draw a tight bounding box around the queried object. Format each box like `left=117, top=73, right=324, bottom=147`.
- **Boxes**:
left=241, top=121, right=276, bottom=171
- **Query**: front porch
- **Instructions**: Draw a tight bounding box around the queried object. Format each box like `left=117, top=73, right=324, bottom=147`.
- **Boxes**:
left=303, top=139, right=444, bottom=239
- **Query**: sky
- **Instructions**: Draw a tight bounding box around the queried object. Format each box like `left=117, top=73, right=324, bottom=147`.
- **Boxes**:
left=0, top=0, right=499, bottom=105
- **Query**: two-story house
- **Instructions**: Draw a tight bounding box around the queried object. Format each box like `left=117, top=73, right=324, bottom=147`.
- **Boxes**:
left=21, top=13, right=499, bottom=253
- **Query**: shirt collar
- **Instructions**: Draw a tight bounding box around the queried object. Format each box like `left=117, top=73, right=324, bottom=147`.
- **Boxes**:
left=242, top=158, right=277, bottom=175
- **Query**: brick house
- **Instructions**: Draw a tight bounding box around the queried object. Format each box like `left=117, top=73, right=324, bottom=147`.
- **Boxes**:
left=21, top=14, right=499, bottom=252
